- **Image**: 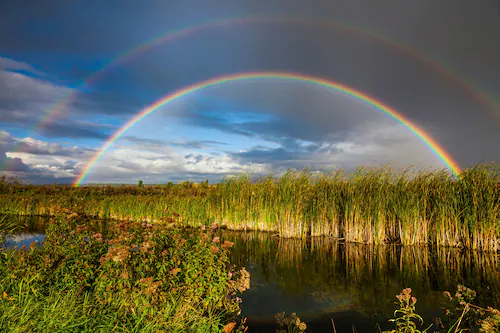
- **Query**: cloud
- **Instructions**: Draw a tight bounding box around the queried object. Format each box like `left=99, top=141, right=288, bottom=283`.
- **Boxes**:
left=0, top=130, right=270, bottom=184
left=0, top=152, right=31, bottom=173
left=0, top=107, right=453, bottom=186
left=0, top=56, right=43, bottom=76
left=124, top=136, right=228, bottom=149
left=160, top=81, right=385, bottom=144
left=0, top=130, right=96, bottom=182
left=0, top=61, right=123, bottom=140
left=229, top=121, right=445, bottom=172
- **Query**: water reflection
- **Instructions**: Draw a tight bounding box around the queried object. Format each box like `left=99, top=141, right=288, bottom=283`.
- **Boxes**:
left=221, top=231, right=500, bottom=332
left=3, top=233, right=46, bottom=249
left=1, top=215, right=48, bottom=250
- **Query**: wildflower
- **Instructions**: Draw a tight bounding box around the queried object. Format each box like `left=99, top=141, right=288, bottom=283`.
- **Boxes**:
left=212, top=236, right=220, bottom=243
left=210, top=245, right=220, bottom=254
left=274, top=312, right=286, bottom=325
left=120, top=270, right=129, bottom=280
left=222, top=240, right=234, bottom=248
left=222, top=322, right=236, bottom=333
left=140, top=241, right=153, bottom=253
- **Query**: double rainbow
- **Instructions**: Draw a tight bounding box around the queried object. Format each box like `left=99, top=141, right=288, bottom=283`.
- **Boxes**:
left=36, top=15, right=499, bottom=132
left=73, top=72, right=462, bottom=186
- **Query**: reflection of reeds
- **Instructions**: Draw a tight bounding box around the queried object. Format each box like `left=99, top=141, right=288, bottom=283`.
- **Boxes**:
left=222, top=232, right=500, bottom=311
left=1, top=164, right=499, bottom=250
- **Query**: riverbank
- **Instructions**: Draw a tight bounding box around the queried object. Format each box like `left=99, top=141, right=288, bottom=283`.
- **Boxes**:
left=0, top=213, right=250, bottom=332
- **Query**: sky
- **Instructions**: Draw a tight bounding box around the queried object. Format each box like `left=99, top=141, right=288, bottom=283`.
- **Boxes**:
left=1, top=0, right=500, bottom=184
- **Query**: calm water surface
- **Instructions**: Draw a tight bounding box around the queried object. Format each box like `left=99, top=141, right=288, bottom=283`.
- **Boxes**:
left=3, top=216, right=500, bottom=332
left=221, top=231, right=500, bottom=332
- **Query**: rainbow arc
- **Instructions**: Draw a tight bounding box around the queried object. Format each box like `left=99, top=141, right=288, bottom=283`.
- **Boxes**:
left=74, top=72, right=462, bottom=186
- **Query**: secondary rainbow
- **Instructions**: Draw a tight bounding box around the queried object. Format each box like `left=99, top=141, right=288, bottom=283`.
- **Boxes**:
left=37, top=16, right=500, bottom=133
left=74, top=72, right=462, bottom=186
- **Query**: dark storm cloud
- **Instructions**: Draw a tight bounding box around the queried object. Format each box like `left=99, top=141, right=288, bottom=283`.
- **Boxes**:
left=0, top=151, right=31, bottom=172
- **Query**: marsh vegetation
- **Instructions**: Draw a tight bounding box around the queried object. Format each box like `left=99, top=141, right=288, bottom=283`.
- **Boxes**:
left=1, top=164, right=500, bottom=332
left=2, top=164, right=499, bottom=250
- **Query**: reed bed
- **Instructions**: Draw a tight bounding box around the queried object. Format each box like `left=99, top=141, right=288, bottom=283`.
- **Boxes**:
left=1, top=163, right=499, bottom=250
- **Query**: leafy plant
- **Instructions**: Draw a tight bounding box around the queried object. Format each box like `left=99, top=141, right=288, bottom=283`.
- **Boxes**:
left=382, top=288, right=432, bottom=333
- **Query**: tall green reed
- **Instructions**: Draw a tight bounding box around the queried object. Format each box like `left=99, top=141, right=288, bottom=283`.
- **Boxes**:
left=1, top=164, right=499, bottom=250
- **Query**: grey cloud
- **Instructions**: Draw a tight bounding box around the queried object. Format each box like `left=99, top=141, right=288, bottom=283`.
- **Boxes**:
left=0, top=151, right=31, bottom=172
left=0, top=67, right=124, bottom=140
left=164, top=82, right=391, bottom=146
left=0, top=56, right=43, bottom=76
left=228, top=121, right=445, bottom=172
left=0, top=130, right=95, bottom=157
left=0, top=131, right=94, bottom=181
left=125, top=136, right=228, bottom=149
left=0, top=70, right=70, bottom=103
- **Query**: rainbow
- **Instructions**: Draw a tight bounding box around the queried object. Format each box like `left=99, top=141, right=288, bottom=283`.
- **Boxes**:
left=37, top=15, right=500, bottom=132
left=73, top=72, right=462, bottom=186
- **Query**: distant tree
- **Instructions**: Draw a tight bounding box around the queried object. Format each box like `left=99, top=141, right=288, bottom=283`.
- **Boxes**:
left=138, top=180, right=144, bottom=188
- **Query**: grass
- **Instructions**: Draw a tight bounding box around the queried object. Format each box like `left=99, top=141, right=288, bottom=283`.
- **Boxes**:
left=0, top=163, right=499, bottom=250
left=0, top=213, right=250, bottom=332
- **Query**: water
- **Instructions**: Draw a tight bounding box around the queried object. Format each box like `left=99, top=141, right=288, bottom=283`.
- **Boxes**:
left=3, top=216, right=500, bottom=332
left=220, top=231, right=500, bottom=332
left=1, top=215, right=48, bottom=250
